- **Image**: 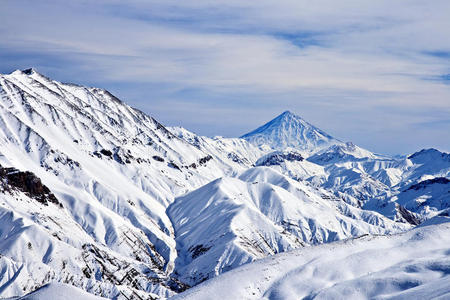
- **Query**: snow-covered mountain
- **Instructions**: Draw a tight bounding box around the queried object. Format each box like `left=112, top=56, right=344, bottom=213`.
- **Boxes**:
left=241, top=110, right=340, bottom=152
left=0, top=69, right=448, bottom=299
left=0, top=68, right=248, bottom=298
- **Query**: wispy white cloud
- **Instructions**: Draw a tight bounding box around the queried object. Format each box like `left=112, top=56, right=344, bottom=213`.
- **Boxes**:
left=1, top=0, right=449, bottom=154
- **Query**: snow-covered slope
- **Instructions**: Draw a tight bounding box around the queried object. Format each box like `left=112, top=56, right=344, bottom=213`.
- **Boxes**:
left=241, top=111, right=340, bottom=152
left=168, top=126, right=269, bottom=171
left=0, top=69, right=238, bottom=298
left=172, top=217, right=450, bottom=300
left=167, top=167, right=408, bottom=286
left=395, top=177, right=450, bottom=217
left=17, top=283, right=107, bottom=300
left=308, top=142, right=387, bottom=164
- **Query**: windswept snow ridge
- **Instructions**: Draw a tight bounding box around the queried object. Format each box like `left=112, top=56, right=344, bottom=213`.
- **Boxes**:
left=17, top=283, right=108, bottom=300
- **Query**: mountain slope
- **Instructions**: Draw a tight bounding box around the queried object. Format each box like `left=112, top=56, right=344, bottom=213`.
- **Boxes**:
left=17, top=283, right=108, bottom=300
left=167, top=167, right=408, bottom=286
left=0, top=165, right=182, bottom=299
left=241, top=111, right=340, bottom=152
left=0, top=69, right=239, bottom=298
left=308, top=142, right=388, bottom=164
left=172, top=217, right=450, bottom=300
left=306, top=146, right=450, bottom=221
left=168, top=126, right=269, bottom=171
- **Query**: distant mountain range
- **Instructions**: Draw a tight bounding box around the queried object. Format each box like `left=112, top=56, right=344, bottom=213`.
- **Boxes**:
left=0, top=69, right=448, bottom=299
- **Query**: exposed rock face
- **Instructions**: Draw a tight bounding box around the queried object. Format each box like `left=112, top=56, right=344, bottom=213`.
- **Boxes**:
left=407, top=177, right=450, bottom=191
left=255, top=151, right=304, bottom=167
left=0, top=165, right=61, bottom=206
left=395, top=203, right=421, bottom=225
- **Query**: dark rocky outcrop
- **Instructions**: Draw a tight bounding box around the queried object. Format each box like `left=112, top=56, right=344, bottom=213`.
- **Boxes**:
left=0, top=165, right=61, bottom=206
left=256, top=151, right=304, bottom=167
left=395, top=204, right=421, bottom=225
left=100, top=149, right=113, bottom=157
left=407, top=177, right=450, bottom=191
left=227, top=152, right=250, bottom=165
left=168, top=162, right=181, bottom=171
left=198, top=155, right=213, bottom=165
left=152, top=155, right=165, bottom=162
left=189, top=244, right=211, bottom=259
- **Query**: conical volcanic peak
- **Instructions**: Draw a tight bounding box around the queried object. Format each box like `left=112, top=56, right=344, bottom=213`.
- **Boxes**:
left=240, top=111, right=340, bottom=152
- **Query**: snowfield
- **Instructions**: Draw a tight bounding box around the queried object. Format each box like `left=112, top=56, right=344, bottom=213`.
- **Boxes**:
left=173, top=217, right=450, bottom=300
left=0, top=69, right=448, bottom=299
left=16, top=283, right=108, bottom=300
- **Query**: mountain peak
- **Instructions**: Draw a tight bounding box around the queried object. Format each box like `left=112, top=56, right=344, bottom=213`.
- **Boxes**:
left=280, top=110, right=293, bottom=116
left=22, top=67, right=37, bottom=75
left=9, top=68, right=41, bottom=77
left=241, top=111, right=340, bottom=152
left=408, top=148, right=450, bottom=163
left=277, top=110, right=299, bottom=120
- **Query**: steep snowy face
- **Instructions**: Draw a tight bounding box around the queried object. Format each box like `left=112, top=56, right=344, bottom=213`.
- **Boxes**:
left=394, top=177, right=450, bottom=219
left=0, top=69, right=238, bottom=298
left=241, top=111, right=340, bottom=152
left=0, top=166, right=183, bottom=300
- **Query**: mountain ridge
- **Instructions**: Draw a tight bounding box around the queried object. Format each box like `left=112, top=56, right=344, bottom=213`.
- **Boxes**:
left=0, top=69, right=448, bottom=299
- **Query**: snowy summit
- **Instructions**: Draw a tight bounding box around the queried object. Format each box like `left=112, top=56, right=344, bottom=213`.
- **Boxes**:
left=241, top=111, right=340, bottom=152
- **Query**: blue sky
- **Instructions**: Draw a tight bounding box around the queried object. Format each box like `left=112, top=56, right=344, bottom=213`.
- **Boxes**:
left=1, top=0, right=449, bottom=155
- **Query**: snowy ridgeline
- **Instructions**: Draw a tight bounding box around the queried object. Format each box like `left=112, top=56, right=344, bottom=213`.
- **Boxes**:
left=0, top=69, right=448, bottom=299
left=12, top=283, right=108, bottom=300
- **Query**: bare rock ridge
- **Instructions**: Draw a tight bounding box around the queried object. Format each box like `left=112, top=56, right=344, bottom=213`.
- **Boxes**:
left=0, top=164, right=61, bottom=206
